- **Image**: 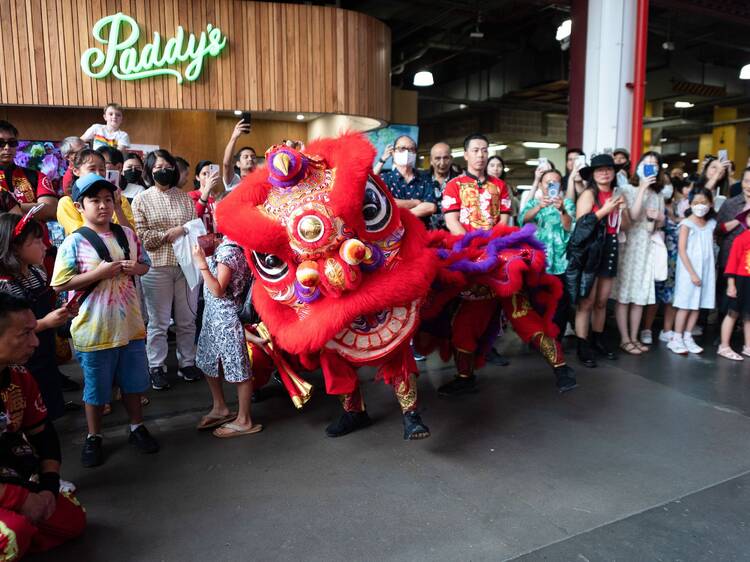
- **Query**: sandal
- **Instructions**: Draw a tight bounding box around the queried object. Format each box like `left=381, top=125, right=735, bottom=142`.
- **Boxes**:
left=212, top=422, right=263, bottom=439
left=634, top=341, right=649, bottom=352
left=718, top=346, right=744, bottom=361
left=619, top=341, right=642, bottom=355
left=196, top=412, right=237, bottom=430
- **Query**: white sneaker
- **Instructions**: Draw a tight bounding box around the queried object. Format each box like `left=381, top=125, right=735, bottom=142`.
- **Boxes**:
left=683, top=334, right=703, bottom=354
left=692, top=325, right=703, bottom=337
left=640, top=329, right=653, bottom=345
left=659, top=330, right=675, bottom=343
left=668, top=338, right=688, bottom=355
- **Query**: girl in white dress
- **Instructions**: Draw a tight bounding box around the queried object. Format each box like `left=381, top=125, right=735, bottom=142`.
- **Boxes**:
left=669, top=188, right=716, bottom=355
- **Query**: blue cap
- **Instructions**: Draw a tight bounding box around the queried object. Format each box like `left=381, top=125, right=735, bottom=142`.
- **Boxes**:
left=72, top=174, right=116, bottom=202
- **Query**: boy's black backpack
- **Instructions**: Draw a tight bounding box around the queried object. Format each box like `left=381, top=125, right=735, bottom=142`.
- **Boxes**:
left=73, top=223, right=134, bottom=302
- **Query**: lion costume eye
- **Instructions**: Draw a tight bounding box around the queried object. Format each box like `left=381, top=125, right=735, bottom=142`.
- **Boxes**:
left=251, top=252, right=289, bottom=282
left=363, top=177, right=392, bottom=232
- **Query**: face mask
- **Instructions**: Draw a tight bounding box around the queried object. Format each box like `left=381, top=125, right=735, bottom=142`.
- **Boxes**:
left=692, top=204, right=710, bottom=217
left=393, top=151, right=416, bottom=168
left=123, top=169, right=142, bottom=184
left=661, top=184, right=673, bottom=200
left=152, top=168, right=175, bottom=186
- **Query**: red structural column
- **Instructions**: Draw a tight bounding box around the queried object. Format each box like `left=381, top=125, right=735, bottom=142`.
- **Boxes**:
left=567, top=0, right=588, bottom=149
left=630, top=0, right=649, bottom=172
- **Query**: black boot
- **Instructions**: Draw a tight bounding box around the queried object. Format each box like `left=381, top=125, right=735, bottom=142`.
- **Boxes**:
left=403, top=411, right=431, bottom=440
left=554, top=364, right=578, bottom=393
left=577, top=337, right=597, bottom=368
left=325, top=411, right=372, bottom=438
left=591, top=331, right=616, bottom=360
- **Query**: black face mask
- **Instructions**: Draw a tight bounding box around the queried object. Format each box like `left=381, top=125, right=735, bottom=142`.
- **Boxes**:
left=123, top=169, right=142, bottom=184
left=152, top=168, right=175, bottom=186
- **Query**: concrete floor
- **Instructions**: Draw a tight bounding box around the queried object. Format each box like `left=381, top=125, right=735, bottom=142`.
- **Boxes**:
left=28, top=330, right=750, bottom=562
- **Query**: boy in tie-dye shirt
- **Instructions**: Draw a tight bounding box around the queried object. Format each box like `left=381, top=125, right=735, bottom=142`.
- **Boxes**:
left=51, top=174, right=158, bottom=468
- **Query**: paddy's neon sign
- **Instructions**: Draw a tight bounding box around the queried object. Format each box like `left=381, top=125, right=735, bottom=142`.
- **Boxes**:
left=80, top=12, right=227, bottom=84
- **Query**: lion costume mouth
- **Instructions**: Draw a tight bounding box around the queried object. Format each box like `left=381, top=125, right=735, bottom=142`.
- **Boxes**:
left=324, top=299, right=420, bottom=363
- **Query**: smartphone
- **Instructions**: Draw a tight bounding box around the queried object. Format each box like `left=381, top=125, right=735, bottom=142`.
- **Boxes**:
left=539, top=157, right=548, bottom=167
left=240, top=111, right=252, bottom=127
left=106, top=169, right=121, bottom=186
left=643, top=164, right=657, bottom=177
left=718, top=149, right=728, bottom=162
left=547, top=181, right=560, bottom=198
left=576, top=154, right=586, bottom=167
left=67, top=291, right=86, bottom=310
left=208, top=164, right=220, bottom=176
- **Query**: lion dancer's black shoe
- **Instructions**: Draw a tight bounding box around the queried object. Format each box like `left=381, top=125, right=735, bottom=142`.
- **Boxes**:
left=325, top=387, right=372, bottom=438
left=530, top=332, right=578, bottom=393
left=395, top=373, right=430, bottom=440
left=438, top=350, right=478, bottom=397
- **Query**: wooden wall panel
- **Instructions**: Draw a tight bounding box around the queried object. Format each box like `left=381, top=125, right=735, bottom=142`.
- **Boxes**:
left=0, top=0, right=391, bottom=122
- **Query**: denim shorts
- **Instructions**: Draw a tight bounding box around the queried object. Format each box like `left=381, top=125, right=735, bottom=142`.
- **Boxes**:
left=75, top=340, right=150, bottom=406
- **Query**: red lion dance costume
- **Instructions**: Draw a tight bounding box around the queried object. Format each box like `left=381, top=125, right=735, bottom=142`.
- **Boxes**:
left=217, top=133, right=575, bottom=440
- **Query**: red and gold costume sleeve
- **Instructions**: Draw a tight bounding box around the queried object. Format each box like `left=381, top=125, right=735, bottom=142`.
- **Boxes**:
left=491, top=177, right=512, bottom=214
left=725, top=231, right=750, bottom=277
left=441, top=178, right=462, bottom=213
left=35, top=172, right=57, bottom=199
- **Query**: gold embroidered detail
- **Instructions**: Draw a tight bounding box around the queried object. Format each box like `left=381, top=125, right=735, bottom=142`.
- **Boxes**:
left=324, top=258, right=346, bottom=289
left=395, top=373, right=418, bottom=412
left=511, top=293, right=531, bottom=319
left=0, top=519, right=19, bottom=561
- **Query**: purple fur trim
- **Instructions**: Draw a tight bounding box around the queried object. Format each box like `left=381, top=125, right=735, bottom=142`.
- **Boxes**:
left=360, top=243, right=384, bottom=272
left=446, top=224, right=547, bottom=274
left=294, top=280, right=321, bottom=303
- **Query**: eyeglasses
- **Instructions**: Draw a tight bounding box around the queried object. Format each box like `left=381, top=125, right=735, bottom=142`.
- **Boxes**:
left=395, top=146, right=417, bottom=153
left=0, top=139, right=19, bottom=148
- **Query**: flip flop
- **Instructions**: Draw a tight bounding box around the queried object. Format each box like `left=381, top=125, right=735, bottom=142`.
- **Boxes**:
left=196, top=412, right=237, bottom=430
left=212, top=422, right=263, bottom=439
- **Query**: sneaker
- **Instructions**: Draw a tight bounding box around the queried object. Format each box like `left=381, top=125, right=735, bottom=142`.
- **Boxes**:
left=81, top=435, right=103, bottom=468
left=149, top=367, right=170, bottom=390
left=60, top=373, right=81, bottom=392
left=640, top=330, right=653, bottom=345
left=485, top=348, right=510, bottom=367
left=437, top=375, right=478, bottom=397
left=402, top=411, right=430, bottom=440
left=128, top=425, right=160, bottom=454
left=692, top=325, right=703, bottom=337
left=325, top=411, right=372, bottom=438
left=683, top=334, right=703, bottom=354
left=659, top=330, right=675, bottom=343
left=667, top=338, right=688, bottom=355
left=577, top=337, right=597, bottom=368
left=178, top=365, right=203, bottom=382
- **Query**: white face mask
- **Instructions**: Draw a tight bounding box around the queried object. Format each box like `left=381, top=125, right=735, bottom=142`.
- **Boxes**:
left=692, top=204, right=710, bottom=218
left=393, top=150, right=416, bottom=168
left=661, top=184, right=673, bottom=200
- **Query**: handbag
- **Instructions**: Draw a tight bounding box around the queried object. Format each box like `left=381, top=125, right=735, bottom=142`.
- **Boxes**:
left=651, top=231, right=668, bottom=282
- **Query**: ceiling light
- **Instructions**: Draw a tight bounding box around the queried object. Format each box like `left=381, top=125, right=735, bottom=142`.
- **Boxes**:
left=451, top=149, right=464, bottom=158
left=660, top=137, right=668, bottom=142
left=503, top=167, right=510, bottom=172
left=233, top=110, right=242, bottom=116
left=522, top=141, right=560, bottom=149
left=488, top=143, right=507, bottom=153
left=691, top=159, right=700, bottom=163
left=296, top=114, right=305, bottom=120
left=683, top=172, right=688, bottom=178
left=459, top=104, right=468, bottom=110
left=740, top=64, right=750, bottom=79
left=556, top=19, right=571, bottom=42
left=674, top=101, right=694, bottom=108
left=662, top=41, right=675, bottom=51
left=413, top=70, right=434, bottom=87
left=525, top=159, right=540, bottom=166
left=680, top=152, right=687, bottom=156
left=661, top=163, right=669, bottom=168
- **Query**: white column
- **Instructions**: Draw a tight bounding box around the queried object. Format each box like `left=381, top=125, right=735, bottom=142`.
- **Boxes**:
left=582, top=0, right=636, bottom=155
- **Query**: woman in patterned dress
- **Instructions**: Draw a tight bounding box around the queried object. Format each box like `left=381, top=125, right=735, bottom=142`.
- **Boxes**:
left=193, top=238, right=263, bottom=438
left=613, top=152, right=666, bottom=355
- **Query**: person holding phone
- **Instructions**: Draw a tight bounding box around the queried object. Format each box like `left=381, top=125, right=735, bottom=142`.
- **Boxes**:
left=520, top=168, right=575, bottom=337
left=566, top=154, right=628, bottom=368
left=612, top=152, right=667, bottom=354
left=222, top=118, right=256, bottom=192
left=189, top=161, right=224, bottom=233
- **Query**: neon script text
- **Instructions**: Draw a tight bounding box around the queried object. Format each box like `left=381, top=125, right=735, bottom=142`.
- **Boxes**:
left=81, top=12, right=227, bottom=84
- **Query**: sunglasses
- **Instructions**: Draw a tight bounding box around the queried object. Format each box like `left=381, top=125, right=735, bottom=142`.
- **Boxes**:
left=0, top=139, right=19, bottom=148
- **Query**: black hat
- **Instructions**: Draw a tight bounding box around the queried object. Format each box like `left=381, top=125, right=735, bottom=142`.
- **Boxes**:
left=579, top=154, right=616, bottom=182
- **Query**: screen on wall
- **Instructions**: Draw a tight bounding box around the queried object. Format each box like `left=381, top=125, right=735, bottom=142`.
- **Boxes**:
left=367, top=124, right=420, bottom=171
